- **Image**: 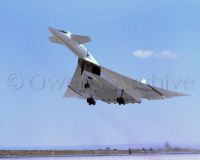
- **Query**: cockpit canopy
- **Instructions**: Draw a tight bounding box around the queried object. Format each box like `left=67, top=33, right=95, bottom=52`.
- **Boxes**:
left=58, top=29, right=68, bottom=34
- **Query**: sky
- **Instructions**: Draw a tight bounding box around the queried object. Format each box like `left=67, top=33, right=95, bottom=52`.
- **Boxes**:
left=0, top=0, right=200, bottom=149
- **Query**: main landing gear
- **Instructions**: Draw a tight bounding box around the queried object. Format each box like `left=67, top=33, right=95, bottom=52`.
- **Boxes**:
left=117, top=97, right=125, bottom=105
left=87, top=97, right=96, bottom=105
left=117, top=89, right=125, bottom=105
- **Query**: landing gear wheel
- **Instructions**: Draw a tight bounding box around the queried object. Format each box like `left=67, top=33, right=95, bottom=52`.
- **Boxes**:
left=87, top=97, right=96, bottom=105
left=117, top=97, right=125, bottom=105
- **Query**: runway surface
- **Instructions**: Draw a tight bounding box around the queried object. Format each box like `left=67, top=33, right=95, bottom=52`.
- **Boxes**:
left=1, top=154, right=200, bottom=160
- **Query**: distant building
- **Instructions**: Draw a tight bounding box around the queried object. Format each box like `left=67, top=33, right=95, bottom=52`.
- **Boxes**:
left=128, top=148, right=132, bottom=155
left=105, top=147, right=111, bottom=150
left=164, top=142, right=171, bottom=151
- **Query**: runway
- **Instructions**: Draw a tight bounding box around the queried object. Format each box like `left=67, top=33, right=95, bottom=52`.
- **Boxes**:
left=1, top=154, right=200, bottom=160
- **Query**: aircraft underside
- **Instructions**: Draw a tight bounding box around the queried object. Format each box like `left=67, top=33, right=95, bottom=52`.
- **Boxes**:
left=65, top=59, right=142, bottom=105
left=49, top=27, right=187, bottom=106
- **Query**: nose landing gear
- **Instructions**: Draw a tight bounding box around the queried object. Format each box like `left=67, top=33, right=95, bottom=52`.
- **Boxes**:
left=87, top=97, right=96, bottom=105
left=85, top=81, right=90, bottom=89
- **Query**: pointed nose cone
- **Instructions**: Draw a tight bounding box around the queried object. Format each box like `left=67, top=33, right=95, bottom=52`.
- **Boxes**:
left=48, top=27, right=59, bottom=35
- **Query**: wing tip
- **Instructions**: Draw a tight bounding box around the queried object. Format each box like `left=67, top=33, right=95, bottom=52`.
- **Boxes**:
left=164, top=92, right=190, bottom=99
left=180, top=93, right=191, bottom=97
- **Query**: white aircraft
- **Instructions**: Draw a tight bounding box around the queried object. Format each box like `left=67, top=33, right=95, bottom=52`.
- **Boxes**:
left=48, top=27, right=187, bottom=105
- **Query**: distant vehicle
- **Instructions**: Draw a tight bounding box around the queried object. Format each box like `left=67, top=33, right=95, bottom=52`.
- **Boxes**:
left=48, top=27, right=187, bottom=105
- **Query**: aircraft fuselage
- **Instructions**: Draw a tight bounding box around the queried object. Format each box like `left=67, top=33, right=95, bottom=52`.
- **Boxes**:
left=48, top=27, right=98, bottom=65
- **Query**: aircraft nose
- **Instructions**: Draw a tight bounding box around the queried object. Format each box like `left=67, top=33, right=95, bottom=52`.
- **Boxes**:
left=48, top=27, right=59, bottom=35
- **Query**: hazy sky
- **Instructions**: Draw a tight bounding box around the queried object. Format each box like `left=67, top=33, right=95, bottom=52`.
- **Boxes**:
left=0, top=0, right=200, bottom=148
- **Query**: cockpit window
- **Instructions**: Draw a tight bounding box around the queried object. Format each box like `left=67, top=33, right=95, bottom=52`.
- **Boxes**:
left=58, top=30, right=67, bottom=34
